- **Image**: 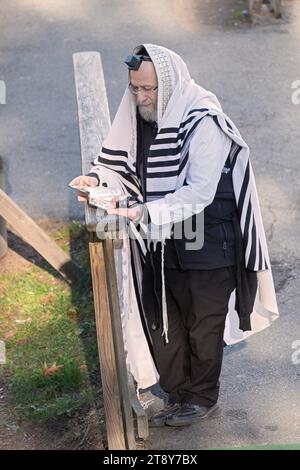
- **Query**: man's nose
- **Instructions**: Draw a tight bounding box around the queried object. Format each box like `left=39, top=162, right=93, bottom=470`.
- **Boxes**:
left=138, top=95, right=151, bottom=104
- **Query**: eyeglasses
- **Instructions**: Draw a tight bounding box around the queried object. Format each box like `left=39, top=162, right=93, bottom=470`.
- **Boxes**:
left=128, top=83, right=158, bottom=95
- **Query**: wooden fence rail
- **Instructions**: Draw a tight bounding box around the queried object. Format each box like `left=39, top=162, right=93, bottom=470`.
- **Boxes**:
left=0, top=157, right=8, bottom=259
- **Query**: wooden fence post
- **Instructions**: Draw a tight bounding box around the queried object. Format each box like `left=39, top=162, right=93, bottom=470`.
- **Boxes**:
left=0, top=157, right=8, bottom=259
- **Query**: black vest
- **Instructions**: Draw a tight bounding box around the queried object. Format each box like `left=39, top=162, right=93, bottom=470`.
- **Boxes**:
left=137, top=113, right=243, bottom=270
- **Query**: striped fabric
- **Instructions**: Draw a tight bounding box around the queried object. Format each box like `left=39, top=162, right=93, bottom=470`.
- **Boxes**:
left=92, top=106, right=268, bottom=273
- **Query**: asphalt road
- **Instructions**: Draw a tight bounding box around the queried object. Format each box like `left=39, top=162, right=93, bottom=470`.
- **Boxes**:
left=1, top=0, right=300, bottom=449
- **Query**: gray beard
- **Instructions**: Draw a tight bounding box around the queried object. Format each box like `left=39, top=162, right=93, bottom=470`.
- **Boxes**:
left=138, top=104, right=157, bottom=122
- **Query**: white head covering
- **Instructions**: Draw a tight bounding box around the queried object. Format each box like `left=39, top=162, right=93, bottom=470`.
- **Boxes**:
left=133, top=43, right=222, bottom=126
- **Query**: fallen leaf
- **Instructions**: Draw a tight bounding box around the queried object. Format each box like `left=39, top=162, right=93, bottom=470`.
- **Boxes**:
left=40, top=293, right=55, bottom=303
left=67, top=308, right=79, bottom=323
left=43, top=311, right=52, bottom=321
left=43, top=362, right=64, bottom=376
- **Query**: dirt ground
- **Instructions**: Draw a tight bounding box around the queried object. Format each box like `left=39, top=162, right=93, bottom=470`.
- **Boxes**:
left=0, top=402, right=104, bottom=450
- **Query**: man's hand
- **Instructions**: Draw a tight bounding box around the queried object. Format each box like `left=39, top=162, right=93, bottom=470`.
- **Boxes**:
left=107, top=204, right=143, bottom=223
left=69, top=175, right=98, bottom=202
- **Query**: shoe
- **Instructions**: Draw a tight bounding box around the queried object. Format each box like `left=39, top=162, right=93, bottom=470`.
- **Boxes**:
left=148, top=402, right=181, bottom=428
left=166, top=403, right=218, bottom=427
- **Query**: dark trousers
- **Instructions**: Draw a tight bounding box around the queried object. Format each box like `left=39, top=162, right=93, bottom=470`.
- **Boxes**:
left=142, top=261, right=237, bottom=406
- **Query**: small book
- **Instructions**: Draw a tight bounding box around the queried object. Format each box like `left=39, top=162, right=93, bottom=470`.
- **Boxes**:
left=69, top=184, right=123, bottom=210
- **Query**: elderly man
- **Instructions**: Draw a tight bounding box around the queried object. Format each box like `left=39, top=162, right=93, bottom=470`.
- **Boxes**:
left=70, top=44, right=278, bottom=427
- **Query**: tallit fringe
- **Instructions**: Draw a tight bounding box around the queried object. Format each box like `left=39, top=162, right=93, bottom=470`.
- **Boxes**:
left=161, top=241, right=169, bottom=343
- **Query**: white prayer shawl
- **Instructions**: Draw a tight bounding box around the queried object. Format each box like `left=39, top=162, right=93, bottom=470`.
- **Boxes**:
left=90, top=44, right=279, bottom=389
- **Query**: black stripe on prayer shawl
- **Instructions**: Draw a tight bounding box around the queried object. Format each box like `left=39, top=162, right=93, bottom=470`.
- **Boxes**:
left=129, top=241, right=157, bottom=362
left=252, top=217, right=268, bottom=270
left=102, top=147, right=128, bottom=158
left=157, top=123, right=189, bottom=136
left=151, top=136, right=181, bottom=145
left=180, top=114, right=204, bottom=130
left=137, top=225, right=148, bottom=248
left=96, top=156, right=133, bottom=174
left=93, top=156, right=141, bottom=189
left=258, top=240, right=263, bottom=270
left=212, top=115, right=221, bottom=128
left=187, top=108, right=209, bottom=116
left=230, top=143, right=242, bottom=170
left=96, top=156, right=129, bottom=167
left=212, top=114, right=234, bottom=137
left=237, top=161, right=250, bottom=216
left=121, top=181, right=142, bottom=199
left=210, top=116, right=241, bottom=164
left=248, top=211, right=266, bottom=271
left=225, top=119, right=233, bottom=130
left=147, top=159, right=181, bottom=168
left=179, top=150, right=189, bottom=174
left=119, top=183, right=140, bottom=199
left=225, top=120, right=235, bottom=134
left=147, top=189, right=175, bottom=197
left=151, top=129, right=187, bottom=145
left=95, top=163, right=138, bottom=187
left=155, top=111, right=207, bottom=137
left=158, top=127, right=179, bottom=134
left=149, top=146, right=182, bottom=157
left=128, top=227, right=146, bottom=259
left=182, top=116, right=206, bottom=147
left=167, top=117, right=206, bottom=177
left=248, top=213, right=257, bottom=270
left=227, top=141, right=236, bottom=164
left=99, top=168, right=141, bottom=199
left=212, top=114, right=235, bottom=138
left=147, top=170, right=181, bottom=178
left=243, top=198, right=252, bottom=256
left=242, top=197, right=266, bottom=270
left=129, top=219, right=148, bottom=247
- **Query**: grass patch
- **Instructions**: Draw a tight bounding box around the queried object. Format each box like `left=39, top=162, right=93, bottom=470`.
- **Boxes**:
left=0, top=221, right=100, bottom=424
left=232, top=9, right=244, bottom=19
